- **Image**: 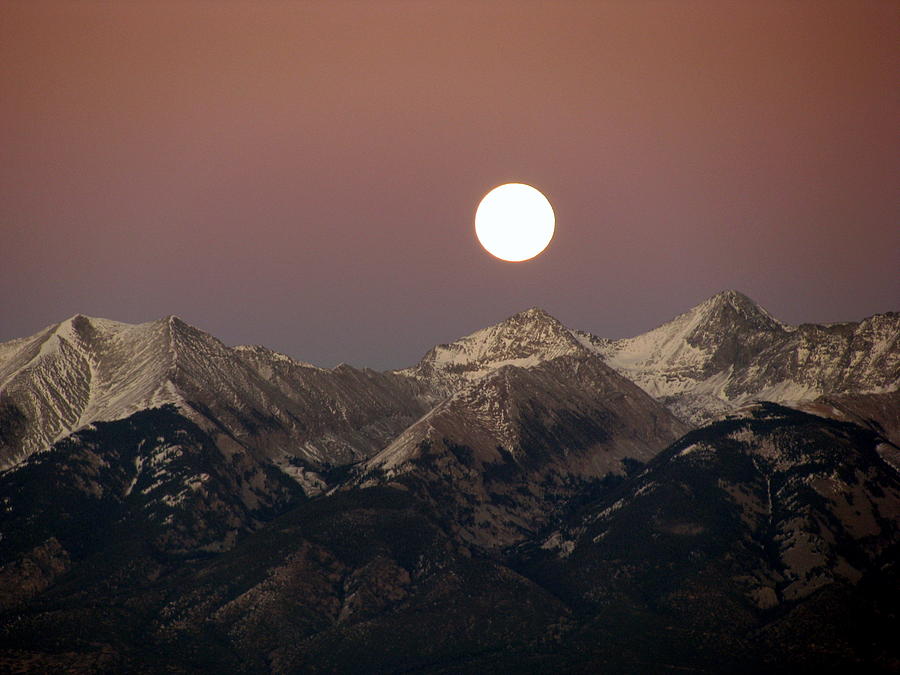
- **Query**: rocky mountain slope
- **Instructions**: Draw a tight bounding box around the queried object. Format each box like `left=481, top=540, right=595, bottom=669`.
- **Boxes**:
left=361, top=352, right=687, bottom=548
left=518, top=403, right=900, bottom=672
left=0, top=406, right=302, bottom=612
left=397, top=307, right=589, bottom=394
left=2, top=405, right=897, bottom=673
left=0, top=295, right=897, bottom=672
left=0, top=314, right=433, bottom=485
left=3, top=292, right=894, bottom=477
left=0, top=483, right=573, bottom=673
left=0, top=308, right=686, bottom=619
left=585, top=290, right=899, bottom=424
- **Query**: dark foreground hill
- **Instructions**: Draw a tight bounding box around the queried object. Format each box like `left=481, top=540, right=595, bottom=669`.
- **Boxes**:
left=1, top=404, right=897, bottom=673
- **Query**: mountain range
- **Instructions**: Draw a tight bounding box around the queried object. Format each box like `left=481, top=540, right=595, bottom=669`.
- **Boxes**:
left=0, top=290, right=897, bottom=672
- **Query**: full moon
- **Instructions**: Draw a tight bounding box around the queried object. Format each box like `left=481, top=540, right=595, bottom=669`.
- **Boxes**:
left=475, top=183, right=555, bottom=262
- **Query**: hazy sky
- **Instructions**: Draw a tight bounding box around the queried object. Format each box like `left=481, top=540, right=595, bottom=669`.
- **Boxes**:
left=3, top=1, right=898, bottom=369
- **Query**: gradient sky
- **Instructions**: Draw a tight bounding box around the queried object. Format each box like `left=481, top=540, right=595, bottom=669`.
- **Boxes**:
left=3, top=1, right=898, bottom=369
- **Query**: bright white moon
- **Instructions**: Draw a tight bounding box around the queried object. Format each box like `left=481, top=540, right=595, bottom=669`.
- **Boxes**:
left=475, top=183, right=555, bottom=262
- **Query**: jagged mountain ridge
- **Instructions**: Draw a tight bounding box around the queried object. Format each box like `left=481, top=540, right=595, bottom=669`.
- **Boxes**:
left=0, top=292, right=895, bottom=497
left=398, top=307, right=590, bottom=395
left=0, top=308, right=687, bottom=662
left=0, top=309, right=683, bottom=569
left=0, top=308, right=595, bottom=475
left=2, top=292, right=896, bottom=486
left=393, top=290, right=898, bottom=430
left=584, top=290, right=900, bottom=424
left=0, top=314, right=181, bottom=468
left=0, top=314, right=433, bottom=481
left=395, top=291, right=898, bottom=430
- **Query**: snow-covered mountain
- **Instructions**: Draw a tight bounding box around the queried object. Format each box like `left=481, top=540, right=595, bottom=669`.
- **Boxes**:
left=0, top=307, right=687, bottom=553
left=1, top=298, right=898, bottom=671
left=397, top=307, right=590, bottom=395
left=0, top=314, right=432, bottom=485
left=2, top=293, right=896, bottom=481
left=584, top=290, right=900, bottom=424
left=395, top=291, right=898, bottom=430
left=0, top=315, right=183, bottom=468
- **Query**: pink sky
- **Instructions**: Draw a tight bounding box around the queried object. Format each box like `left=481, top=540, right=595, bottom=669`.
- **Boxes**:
left=3, top=1, right=898, bottom=368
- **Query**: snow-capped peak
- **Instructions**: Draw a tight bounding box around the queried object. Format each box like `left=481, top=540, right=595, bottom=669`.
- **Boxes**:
left=401, top=307, right=589, bottom=388
left=587, top=291, right=898, bottom=424
left=0, top=314, right=225, bottom=469
left=691, top=290, right=789, bottom=334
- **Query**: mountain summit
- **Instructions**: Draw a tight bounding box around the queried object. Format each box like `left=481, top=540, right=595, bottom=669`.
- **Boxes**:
left=592, top=291, right=899, bottom=423
left=0, top=314, right=432, bottom=476
left=400, top=307, right=589, bottom=394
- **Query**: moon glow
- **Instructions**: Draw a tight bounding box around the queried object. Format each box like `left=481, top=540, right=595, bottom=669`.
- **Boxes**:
left=475, top=183, right=555, bottom=262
